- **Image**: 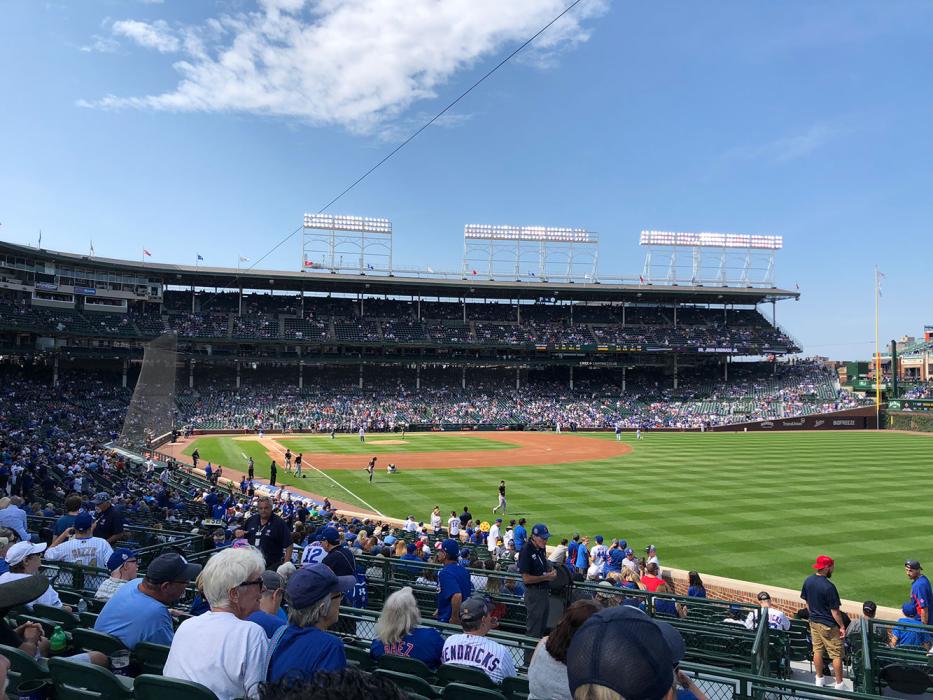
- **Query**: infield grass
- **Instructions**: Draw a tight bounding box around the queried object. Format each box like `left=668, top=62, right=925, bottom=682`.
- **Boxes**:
left=184, top=431, right=931, bottom=605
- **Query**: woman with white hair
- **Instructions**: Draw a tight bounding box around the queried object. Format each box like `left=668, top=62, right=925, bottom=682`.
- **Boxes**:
left=164, top=547, right=269, bottom=700
left=370, top=586, right=444, bottom=669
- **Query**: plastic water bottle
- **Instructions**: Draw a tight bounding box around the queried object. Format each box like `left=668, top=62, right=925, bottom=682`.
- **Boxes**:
left=77, top=598, right=88, bottom=614
left=49, top=626, right=67, bottom=654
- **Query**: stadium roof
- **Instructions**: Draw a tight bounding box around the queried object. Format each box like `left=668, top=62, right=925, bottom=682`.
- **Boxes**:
left=0, top=239, right=799, bottom=305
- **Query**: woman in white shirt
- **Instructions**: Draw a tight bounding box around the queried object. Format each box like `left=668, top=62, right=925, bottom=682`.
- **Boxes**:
left=164, top=547, right=269, bottom=700
left=528, top=600, right=600, bottom=700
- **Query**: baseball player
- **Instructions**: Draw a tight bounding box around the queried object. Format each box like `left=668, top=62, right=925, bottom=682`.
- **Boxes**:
left=366, top=457, right=376, bottom=483
left=359, top=426, right=365, bottom=442
left=493, top=480, right=506, bottom=515
left=615, top=424, right=622, bottom=441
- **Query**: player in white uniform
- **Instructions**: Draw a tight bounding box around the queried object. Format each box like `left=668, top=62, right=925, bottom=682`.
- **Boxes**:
left=43, top=512, right=113, bottom=569
left=359, top=426, right=365, bottom=442
left=299, top=540, right=327, bottom=567
left=442, top=597, right=516, bottom=685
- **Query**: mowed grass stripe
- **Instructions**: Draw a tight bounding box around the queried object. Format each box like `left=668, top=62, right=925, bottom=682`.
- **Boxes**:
left=277, top=434, right=514, bottom=455
left=315, top=431, right=929, bottom=605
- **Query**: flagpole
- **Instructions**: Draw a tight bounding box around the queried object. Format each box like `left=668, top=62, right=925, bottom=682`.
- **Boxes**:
left=874, top=266, right=880, bottom=430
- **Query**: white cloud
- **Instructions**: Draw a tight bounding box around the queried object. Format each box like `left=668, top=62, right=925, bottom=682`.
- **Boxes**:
left=81, top=0, right=608, bottom=133
left=723, top=123, right=848, bottom=165
left=80, top=35, right=120, bottom=53
left=112, top=19, right=180, bottom=53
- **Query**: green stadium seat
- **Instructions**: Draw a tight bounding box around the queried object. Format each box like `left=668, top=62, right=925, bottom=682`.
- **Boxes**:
left=133, top=642, right=171, bottom=675
left=343, top=643, right=375, bottom=670
left=501, top=675, right=530, bottom=700
left=15, top=614, right=58, bottom=638
left=437, top=664, right=498, bottom=690
left=47, top=657, right=133, bottom=700
left=0, top=643, right=50, bottom=700
left=33, top=603, right=81, bottom=630
left=373, top=669, right=441, bottom=698
left=134, top=673, right=219, bottom=700
left=377, top=653, right=436, bottom=679
left=70, top=627, right=128, bottom=656
left=441, top=682, right=507, bottom=700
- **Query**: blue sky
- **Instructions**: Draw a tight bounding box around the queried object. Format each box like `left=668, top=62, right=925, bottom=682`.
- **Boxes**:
left=1, top=0, right=931, bottom=360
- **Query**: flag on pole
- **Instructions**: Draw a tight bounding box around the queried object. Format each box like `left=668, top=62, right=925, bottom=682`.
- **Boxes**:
left=239, top=256, right=250, bottom=263
left=38, top=231, right=42, bottom=248
left=143, top=248, right=152, bottom=257
left=89, top=241, right=95, bottom=256
left=639, top=275, right=645, bottom=285
left=876, top=269, right=886, bottom=297
left=471, top=269, right=477, bottom=276
left=197, top=254, right=204, bottom=261
left=427, top=267, right=434, bottom=274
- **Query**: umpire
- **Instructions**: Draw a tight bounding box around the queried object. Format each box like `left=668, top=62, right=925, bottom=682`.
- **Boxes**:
left=518, top=523, right=557, bottom=637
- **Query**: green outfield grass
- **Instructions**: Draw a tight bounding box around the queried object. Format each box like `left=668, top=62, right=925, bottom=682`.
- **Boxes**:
left=277, top=433, right=514, bottom=454
left=184, top=431, right=930, bottom=605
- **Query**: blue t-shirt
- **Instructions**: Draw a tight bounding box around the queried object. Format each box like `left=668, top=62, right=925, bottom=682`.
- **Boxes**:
left=267, top=625, right=346, bottom=682
left=370, top=627, right=445, bottom=669
left=437, top=563, right=473, bottom=623
left=892, top=618, right=932, bottom=648
left=655, top=598, right=678, bottom=617
left=0, top=559, right=9, bottom=575
left=911, top=576, right=933, bottom=621
left=53, top=514, right=77, bottom=537
left=800, top=574, right=841, bottom=628
left=574, top=544, right=589, bottom=570
left=247, top=610, right=287, bottom=638
left=513, top=525, right=527, bottom=551
left=687, top=586, right=707, bottom=599
left=608, top=549, right=625, bottom=573
left=94, top=579, right=174, bottom=649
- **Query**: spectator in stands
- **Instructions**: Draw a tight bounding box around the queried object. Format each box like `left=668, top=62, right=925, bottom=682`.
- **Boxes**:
left=247, top=571, right=288, bottom=637
left=441, top=595, right=517, bottom=685
left=370, top=586, right=445, bottom=669
left=436, top=538, right=472, bottom=624
left=687, top=571, right=707, bottom=598
left=52, top=494, right=83, bottom=536
left=0, top=498, right=28, bottom=542
left=905, top=560, right=932, bottom=625
left=528, top=599, right=601, bottom=700
left=259, top=668, right=409, bottom=700
left=646, top=544, right=661, bottom=573
left=846, top=601, right=883, bottom=641
left=165, top=547, right=269, bottom=700
left=94, top=548, right=137, bottom=602
left=550, top=538, right=570, bottom=565
left=890, top=602, right=933, bottom=649
left=0, top=532, right=12, bottom=575
left=520, top=523, right=557, bottom=638
left=641, top=562, right=664, bottom=592
left=622, top=547, right=639, bottom=575
left=95, top=551, right=201, bottom=648
left=43, top=512, right=113, bottom=568
left=0, top=542, right=68, bottom=610
left=654, top=583, right=684, bottom=618
left=567, top=605, right=685, bottom=700
left=801, top=555, right=846, bottom=689
left=266, top=562, right=355, bottom=683
left=235, top=496, right=292, bottom=570
left=745, top=591, right=790, bottom=631
left=321, top=526, right=357, bottom=579
left=92, top=492, right=126, bottom=545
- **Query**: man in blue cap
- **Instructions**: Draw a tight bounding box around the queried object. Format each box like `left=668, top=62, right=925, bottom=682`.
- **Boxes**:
left=44, top=512, right=113, bottom=568
left=519, top=523, right=557, bottom=637
left=94, top=548, right=138, bottom=602
left=435, top=539, right=472, bottom=624
left=320, top=527, right=356, bottom=577
left=267, top=563, right=356, bottom=682
left=905, top=560, right=932, bottom=626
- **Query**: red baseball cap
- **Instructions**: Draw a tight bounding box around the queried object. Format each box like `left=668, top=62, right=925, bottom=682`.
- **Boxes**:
left=812, top=555, right=835, bottom=569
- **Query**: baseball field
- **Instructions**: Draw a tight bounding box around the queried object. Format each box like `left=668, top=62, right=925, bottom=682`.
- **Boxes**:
left=177, top=430, right=931, bottom=606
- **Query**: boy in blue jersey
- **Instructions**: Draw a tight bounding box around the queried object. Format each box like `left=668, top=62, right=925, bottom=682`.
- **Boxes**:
left=890, top=602, right=933, bottom=649
left=435, top=539, right=472, bottom=624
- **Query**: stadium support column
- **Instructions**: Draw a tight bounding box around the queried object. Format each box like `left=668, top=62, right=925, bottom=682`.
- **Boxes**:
left=723, top=356, right=728, bottom=381
left=298, top=363, right=303, bottom=390
left=359, top=364, right=363, bottom=389
left=236, top=362, right=241, bottom=389
left=516, top=368, right=520, bottom=390
left=52, top=356, right=59, bottom=387
left=416, top=363, right=421, bottom=390
left=122, top=360, right=128, bottom=389
left=673, top=355, right=678, bottom=389
left=461, top=367, right=466, bottom=389
left=622, top=303, right=626, bottom=328
left=238, top=284, right=243, bottom=317
left=569, top=365, right=574, bottom=390
left=189, top=360, right=195, bottom=389
left=772, top=300, right=776, bottom=326
left=622, top=366, right=626, bottom=393
left=673, top=305, right=678, bottom=328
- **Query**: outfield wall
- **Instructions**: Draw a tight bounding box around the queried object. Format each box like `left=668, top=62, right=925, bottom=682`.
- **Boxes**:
left=887, top=411, right=933, bottom=432
left=707, top=405, right=879, bottom=432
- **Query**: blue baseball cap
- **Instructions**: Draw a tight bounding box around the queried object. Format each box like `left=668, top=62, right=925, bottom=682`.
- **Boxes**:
left=625, top=548, right=634, bottom=556
left=74, top=512, right=94, bottom=531
left=903, top=602, right=918, bottom=617
left=595, top=535, right=604, bottom=544
left=406, top=543, right=416, bottom=553
left=106, top=548, right=136, bottom=572
left=619, top=539, right=627, bottom=550
left=440, top=538, right=459, bottom=559
left=321, top=527, right=341, bottom=544
left=531, top=524, right=551, bottom=540
left=287, top=563, right=355, bottom=609
left=495, top=518, right=502, bottom=523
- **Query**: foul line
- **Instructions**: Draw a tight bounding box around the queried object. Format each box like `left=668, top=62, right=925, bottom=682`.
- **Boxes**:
left=261, top=438, right=384, bottom=517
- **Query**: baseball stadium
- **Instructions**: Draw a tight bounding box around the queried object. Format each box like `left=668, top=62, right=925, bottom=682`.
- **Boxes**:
left=0, top=223, right=930, bottom=698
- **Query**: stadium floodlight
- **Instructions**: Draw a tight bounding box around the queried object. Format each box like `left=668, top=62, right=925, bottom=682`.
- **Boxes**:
left=639, top=231, right=782, bottom=250
left=465, top=224, right=597, bottom=244
left=304, top=214, right=392, bottom=234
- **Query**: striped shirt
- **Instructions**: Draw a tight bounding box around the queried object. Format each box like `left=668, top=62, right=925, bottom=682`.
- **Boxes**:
left=441, top=633, right=516, bottom=685
left=44, top=536, right=113, bottom=569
